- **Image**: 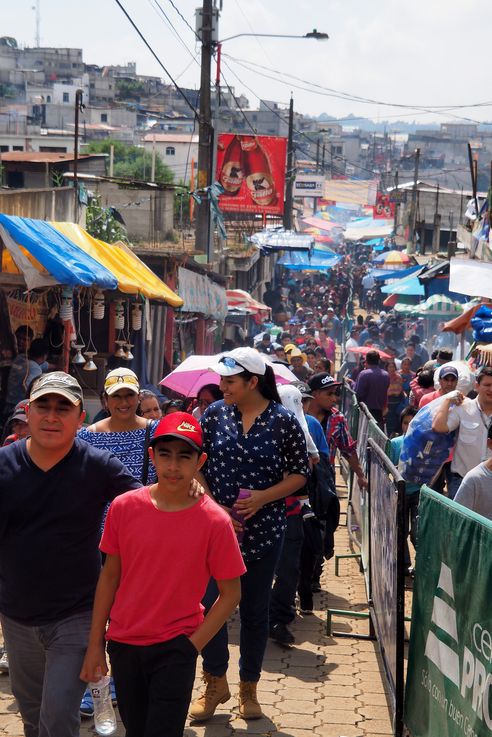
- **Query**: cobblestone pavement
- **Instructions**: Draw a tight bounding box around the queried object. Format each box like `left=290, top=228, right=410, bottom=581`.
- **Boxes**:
left=0, top=478, right=394, bottom=737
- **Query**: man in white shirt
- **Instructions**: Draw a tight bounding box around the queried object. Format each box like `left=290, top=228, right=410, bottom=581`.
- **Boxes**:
left=432, top=367, right=492, bottom=498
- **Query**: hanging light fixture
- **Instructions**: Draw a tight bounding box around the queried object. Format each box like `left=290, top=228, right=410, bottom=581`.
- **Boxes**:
left=71, top=344, right=85, bottom=365
left=83, top=351, right=97, bottom=371
left=131, top=302, right=142, bottom=331
left=124, top=343, right=134, bottom=361
left=114, top=340, right=126, bottom=358
left=59, top=287, right=73, bottom=322
left=114, top=300, right=125, bottom=330
left=92, top=290, right=105, bottom=320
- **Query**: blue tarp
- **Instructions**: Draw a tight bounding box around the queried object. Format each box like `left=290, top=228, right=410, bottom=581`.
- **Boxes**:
left=0, top=214, right=118, bottom=289
left=366, top=237, right=386, bottom=246
left=370, top=265, right=422, bottom=281
left=278, top=249, right=341, bottom=271
left=380, top=272, right=425, bottom=295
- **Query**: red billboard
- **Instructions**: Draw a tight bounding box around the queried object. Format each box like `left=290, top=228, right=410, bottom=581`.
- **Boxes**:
left=373, top=192, right=395, bottom=219
left=216, top=133, right=287, bottom=215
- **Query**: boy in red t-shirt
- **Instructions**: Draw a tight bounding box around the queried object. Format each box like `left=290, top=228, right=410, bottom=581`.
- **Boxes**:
left=80, top=412, right=245, bottom=737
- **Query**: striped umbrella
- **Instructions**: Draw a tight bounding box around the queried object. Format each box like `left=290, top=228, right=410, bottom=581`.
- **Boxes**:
left=373, top=249, right=411, bottom=269
left=226, top=289, right=271, bottom=316
left=417, top=294, right=464, bottom=318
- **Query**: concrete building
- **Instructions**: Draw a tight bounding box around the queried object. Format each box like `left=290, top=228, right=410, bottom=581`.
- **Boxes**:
left=142, top=133, right=198, bottom=182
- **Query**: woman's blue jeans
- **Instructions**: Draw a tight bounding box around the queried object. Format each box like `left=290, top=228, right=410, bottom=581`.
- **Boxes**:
left=201, top=536, right=283, bottom=683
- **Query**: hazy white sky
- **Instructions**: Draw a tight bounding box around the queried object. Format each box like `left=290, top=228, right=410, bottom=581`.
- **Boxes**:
left=3, top=0, right=492, bottom=125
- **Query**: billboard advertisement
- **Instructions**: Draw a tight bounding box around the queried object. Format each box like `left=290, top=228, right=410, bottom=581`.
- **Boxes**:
left=293, top=174, right=325, bottom=198
left=216, top=133, right=287, bottom=215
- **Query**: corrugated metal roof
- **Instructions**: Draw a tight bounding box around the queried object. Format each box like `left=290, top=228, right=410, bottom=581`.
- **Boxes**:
left=0, top=152, right=106, bottom=164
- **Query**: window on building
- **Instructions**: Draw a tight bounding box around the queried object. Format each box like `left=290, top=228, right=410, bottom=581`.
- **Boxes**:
left=165, top=146, right=175, bottom=156
left=13, top=145, right=23, bottom=151
left=39, top=146, right=67, bottom=153
left=101, top=113, right=108, bottom=123
left=0, top=145, right=9, bottom=152
left=46, top=95, right=51, bottom=102
left=63, top=92, right=69, bottom=103
left=7, top=172, right=24, bottom=188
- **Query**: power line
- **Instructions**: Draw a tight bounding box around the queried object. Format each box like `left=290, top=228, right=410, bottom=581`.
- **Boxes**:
left=112, top=0, right=199, bottom=120
left=166, top=0, right=200, bottom=40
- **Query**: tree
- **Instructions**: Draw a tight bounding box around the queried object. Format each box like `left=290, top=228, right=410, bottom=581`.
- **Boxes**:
left=84, top=139, right=174, bottom=185
left=85, top=196, right=128, bottom=244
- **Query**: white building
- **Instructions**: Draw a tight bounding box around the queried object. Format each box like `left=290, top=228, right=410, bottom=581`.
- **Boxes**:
left=142, top=133, right=198, bottom=183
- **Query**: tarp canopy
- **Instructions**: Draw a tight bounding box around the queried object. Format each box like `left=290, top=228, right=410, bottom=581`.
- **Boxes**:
left=0, top=214, right=117, bottom=291
left=0, top=214, right=183, bottom=305
left=226, top=289, right=270, bottom=316
left=417, top=294, right=464, bottom=318
left=370, top=265, right=422, bottom=281
left=344, top=218, right=394, bottom=241
left=380, top=271, right=425, bottom=295
left=53, top=223, right=183, bottom=306
left=278, top=249, right=341, bottom=271
left=302, top=216, right=345, bottom=232
left=249, top=229, right=314, bottom=252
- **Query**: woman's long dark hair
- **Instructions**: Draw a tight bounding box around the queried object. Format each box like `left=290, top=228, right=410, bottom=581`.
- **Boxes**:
left=197, top=383, right=224, bottom=402
left=238, top=365, right=281, bottom=403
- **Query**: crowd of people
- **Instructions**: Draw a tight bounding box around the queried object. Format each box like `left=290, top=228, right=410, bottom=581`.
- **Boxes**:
left=0, top=252, right=491, bottom=737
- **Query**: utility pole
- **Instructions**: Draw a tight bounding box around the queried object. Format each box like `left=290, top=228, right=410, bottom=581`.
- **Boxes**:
left=407, top=147, right=420, bottom=254
left=432, top=183, right=441, bottom=254
left=283, top=95, right=294, bottom=230
left=195, top=0, right=214, bottom=260
left=73, top=89, right=84, bottom=223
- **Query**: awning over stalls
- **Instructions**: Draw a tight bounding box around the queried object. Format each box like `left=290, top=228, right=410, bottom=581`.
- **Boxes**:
left=0, top=214, right=117, bottom=291
left=370, top=265, right=422, bottom=281
left=277, top=249, right=341, bottom=271
left=380, top=271, right=425, bottom=295
left=226, top=289, right=271, bottom=316
left=249, top=229, right=314, bottom=253
left=442, top=302, right=489, bottom=334
left=52, top=222, right=183, bottom=306
left=344, top=218, right=393, bottom=241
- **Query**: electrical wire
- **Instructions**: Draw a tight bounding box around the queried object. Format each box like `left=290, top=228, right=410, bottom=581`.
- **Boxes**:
left=147, top=0, right=200, bottom=64
left=112, top=0, right=200, bottom=120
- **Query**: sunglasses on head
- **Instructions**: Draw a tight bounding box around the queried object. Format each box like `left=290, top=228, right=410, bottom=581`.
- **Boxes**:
left=105, top=374, right=139, bottom=389
left=220, top=357, right=246, bottom=370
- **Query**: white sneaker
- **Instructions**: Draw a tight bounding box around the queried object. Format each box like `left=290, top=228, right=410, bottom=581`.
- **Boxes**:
left=0, top=651, right=9, bottom=673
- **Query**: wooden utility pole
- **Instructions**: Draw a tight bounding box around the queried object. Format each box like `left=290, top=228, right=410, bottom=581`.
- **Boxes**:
left=195, top=0, right=213, bottom=260
left=407, top=147, right=420, bottom=254
left=73, top=89, right=84, bottom=223
left=283, top=95, right=294, bottom=230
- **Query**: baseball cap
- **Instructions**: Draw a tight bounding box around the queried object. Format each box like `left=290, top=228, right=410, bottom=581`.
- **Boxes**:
left=29, top=372, right=83, bottom=405
left=308, top=372, right=343, bottom=392
left=211, top=347, right=267, bottom=377
left=104, top=368, right=140, bottom=396
left=150, top=411, right=203, bottom=453
left=292, top=381, right=313, bottom=399
left=439, top=365, right=459, bottom=380
left=9, top=399, right=28, bottom=423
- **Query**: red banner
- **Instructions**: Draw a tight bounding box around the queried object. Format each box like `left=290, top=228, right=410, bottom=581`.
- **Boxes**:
left=373, top=192, right=395, bottom=219
left=216, top=133, right=287, bottom=215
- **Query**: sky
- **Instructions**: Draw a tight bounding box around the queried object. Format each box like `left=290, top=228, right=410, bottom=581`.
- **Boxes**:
left=3, top=0, right=492, bottom=126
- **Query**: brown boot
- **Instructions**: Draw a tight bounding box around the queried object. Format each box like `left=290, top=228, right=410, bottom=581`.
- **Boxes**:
left=238, top=680, right=263, bottom=719
left=189, top=671, right=231, bottom=721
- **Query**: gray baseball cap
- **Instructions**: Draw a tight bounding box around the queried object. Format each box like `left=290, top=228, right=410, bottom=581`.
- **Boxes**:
left=29, top=372, right=83, bottom=405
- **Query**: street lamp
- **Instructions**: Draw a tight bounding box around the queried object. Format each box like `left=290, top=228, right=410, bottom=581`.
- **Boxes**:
left=217, top=29, right=329, bottom=44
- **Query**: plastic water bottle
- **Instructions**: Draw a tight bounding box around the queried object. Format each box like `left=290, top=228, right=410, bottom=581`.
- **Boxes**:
left=90, top=675, right=117, bottom=736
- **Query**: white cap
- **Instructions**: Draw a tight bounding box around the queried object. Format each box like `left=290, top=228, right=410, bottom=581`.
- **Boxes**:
left=211, top=347, right=267, bottom=377
left=104, top=368, right=140, bottom=396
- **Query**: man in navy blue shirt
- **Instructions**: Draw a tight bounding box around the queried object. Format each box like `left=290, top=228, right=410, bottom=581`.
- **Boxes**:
left=0, top=372, right=141, bottom=737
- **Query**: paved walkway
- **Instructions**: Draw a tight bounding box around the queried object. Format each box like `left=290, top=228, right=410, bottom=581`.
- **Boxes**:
left=0, top=479, right=393, bottom=737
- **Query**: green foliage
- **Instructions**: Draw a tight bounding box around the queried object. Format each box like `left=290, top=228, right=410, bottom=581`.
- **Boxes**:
left=84, top=139, right=173, bottom=184
left=85, top=195, right=128, bottom=244
left=174, top=180, right=191, bottom=226
left=115, top=79, right=146, bottom=100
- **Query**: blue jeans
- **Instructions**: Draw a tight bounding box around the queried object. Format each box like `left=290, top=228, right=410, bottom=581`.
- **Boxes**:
left=448, top=473, right=463, bottom=500
left=201, top=537, right=283, bottom=682
left=269, top=515, right=304, bottom=625
left=1, top=610, right=91, bottom=737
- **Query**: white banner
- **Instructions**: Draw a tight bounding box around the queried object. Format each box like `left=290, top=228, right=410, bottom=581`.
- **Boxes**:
left=293, top=174, right=325, bottom=198
left=449, top=257, right=492, bottom=299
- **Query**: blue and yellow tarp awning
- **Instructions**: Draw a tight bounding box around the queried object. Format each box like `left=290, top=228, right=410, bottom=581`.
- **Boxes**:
left=0, top=214, right=183, bottom=306
left=53, top=222, right=183, bottom=306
